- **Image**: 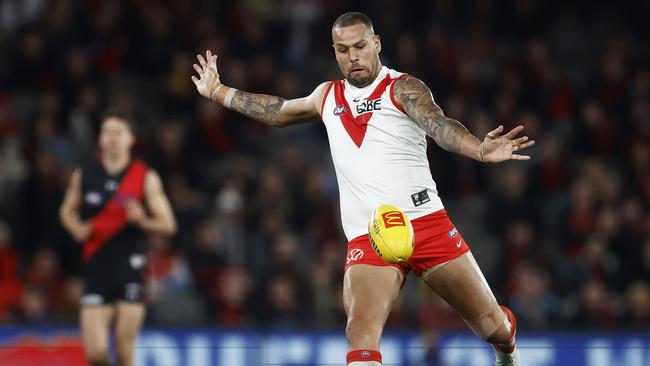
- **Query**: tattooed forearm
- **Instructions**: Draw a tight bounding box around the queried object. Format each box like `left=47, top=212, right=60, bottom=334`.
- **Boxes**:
left=393, top=76, right=480, bottom=158
left=230, top=90, right=286, bottom=127
left=422, top=114, right=469, bottom=153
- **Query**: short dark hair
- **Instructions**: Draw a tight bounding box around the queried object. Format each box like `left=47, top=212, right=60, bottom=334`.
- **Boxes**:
left=332, top=12, right=374, bottom=34
left=101, top=108, right=137, bottom=133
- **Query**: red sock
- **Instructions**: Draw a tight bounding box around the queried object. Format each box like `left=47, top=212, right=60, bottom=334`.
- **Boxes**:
left=347, top=350, right=382, bottom=365
left=494, top=305, right=517, bottom=354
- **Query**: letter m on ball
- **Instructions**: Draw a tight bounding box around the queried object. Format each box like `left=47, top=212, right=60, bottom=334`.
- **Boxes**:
left=381, top=211, right=406, bottom=228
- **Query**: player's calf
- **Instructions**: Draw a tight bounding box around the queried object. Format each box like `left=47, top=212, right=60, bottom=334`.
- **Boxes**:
left=467, top=306, right=517, bottom=353
left=115, top=340, right=136, bottom=366
left=490, top=306, right=522, bottom=366
left=488, top=306, right=517, bottom=354
left=342, top=264, right=401, bottom=366
left=115, top=328, right=139, bottom=365
left=465, top=305, right=517, bottom=353
left=345, top=315, right=385, bottom=365
left=345, top=314, right=383, bottom=350
left=81, top=313, right=113, bottom=365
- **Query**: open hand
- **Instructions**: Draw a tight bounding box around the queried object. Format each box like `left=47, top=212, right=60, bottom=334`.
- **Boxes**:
left=478, top=125, right=535, bottom=163
left=191, top=50, right=221, bottom=99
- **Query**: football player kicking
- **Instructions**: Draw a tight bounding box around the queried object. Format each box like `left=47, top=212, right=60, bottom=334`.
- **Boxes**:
left=192, top=12, right=533, bottom=366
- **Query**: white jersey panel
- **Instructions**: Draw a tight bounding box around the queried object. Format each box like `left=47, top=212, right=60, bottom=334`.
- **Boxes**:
left=321, top=66, right=444, bottom=240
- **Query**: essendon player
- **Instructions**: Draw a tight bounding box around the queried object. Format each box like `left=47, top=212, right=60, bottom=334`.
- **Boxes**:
left=60, top=111, right=176, bottom=366
left=192, top=12, right=534, bottom=366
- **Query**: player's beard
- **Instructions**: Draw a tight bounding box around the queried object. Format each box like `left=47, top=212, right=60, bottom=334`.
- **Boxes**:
left=346, top=65, right=379, bottom=88
left=347, top=70, right=374, bottom=88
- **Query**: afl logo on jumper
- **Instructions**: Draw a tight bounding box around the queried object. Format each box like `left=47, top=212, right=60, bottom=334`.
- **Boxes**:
left=346, top=248, right=364, bottom=264
left=448, top=228, right=458, bottom=238
left=333, top=104, right=348, bottom=116
left=85, top=191, right=102, bottom=206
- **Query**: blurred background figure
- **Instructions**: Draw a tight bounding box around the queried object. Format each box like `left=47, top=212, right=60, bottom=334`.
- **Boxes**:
left=59, top=112, right=176, bottom=366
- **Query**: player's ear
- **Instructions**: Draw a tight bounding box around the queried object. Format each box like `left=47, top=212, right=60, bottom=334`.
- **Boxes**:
left=126, top=130, right=135, bottom=148
left=374, top=34, right=381, bottom=54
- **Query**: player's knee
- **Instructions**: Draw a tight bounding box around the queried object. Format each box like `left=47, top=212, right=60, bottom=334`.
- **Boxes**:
left=345, top=315, right=382, bottom=349
left=466, top=305, right=517, bottom=343
left=484, top=306, right=517, bottom=344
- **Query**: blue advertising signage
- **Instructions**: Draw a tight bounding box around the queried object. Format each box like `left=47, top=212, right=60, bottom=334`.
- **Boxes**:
left=0, top=328, right=647, bottom=365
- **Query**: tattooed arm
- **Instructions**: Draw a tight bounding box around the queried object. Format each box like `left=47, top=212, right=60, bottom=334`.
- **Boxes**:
left=227, top=88, right=326, bottom=127
left=392, top=75, right=534, bottom=163
left=192, top=50, right=327, bottom=127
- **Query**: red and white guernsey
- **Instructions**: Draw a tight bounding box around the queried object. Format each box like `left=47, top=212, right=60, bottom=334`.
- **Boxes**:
left=320, top=66, right=444, bottom=241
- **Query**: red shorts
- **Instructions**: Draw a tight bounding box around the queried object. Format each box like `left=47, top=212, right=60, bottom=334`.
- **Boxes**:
left=344, top=209, right=470, bottom=278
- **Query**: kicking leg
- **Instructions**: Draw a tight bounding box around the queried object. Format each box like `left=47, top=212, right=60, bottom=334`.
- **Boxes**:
left=344, top=264, right=403, bottom=366
left=422, top=252, right=520, bottom=365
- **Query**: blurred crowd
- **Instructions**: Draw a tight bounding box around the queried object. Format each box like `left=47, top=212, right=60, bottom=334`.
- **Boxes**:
left=0, top=0, right=648, bottom=334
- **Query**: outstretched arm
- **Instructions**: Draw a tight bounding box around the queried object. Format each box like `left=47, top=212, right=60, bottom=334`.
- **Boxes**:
left=392, top=75, right=534, bottom=162
left=192, top=50, right=327, bottom=127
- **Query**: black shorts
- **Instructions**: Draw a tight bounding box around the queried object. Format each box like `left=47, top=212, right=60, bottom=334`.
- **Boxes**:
left=81, top=253, right=146, bottom=306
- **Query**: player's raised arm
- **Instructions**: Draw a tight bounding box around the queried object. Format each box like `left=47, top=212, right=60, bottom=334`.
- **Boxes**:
left=192, top=50, right=327, bottom=127
left=392, top=75, right=535, bottom=163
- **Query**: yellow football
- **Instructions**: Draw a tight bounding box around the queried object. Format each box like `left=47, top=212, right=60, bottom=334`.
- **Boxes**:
left=368, top=205, right=415, bottom=264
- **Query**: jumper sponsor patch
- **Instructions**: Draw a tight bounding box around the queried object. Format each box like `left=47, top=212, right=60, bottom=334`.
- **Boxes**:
left=355, top=98, right=382, bottom=114
left=411, top=189, right=430, bottom=207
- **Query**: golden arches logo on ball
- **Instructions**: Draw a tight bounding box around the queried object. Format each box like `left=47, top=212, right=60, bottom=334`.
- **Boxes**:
left=368, top=205, right=415, bottom=264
